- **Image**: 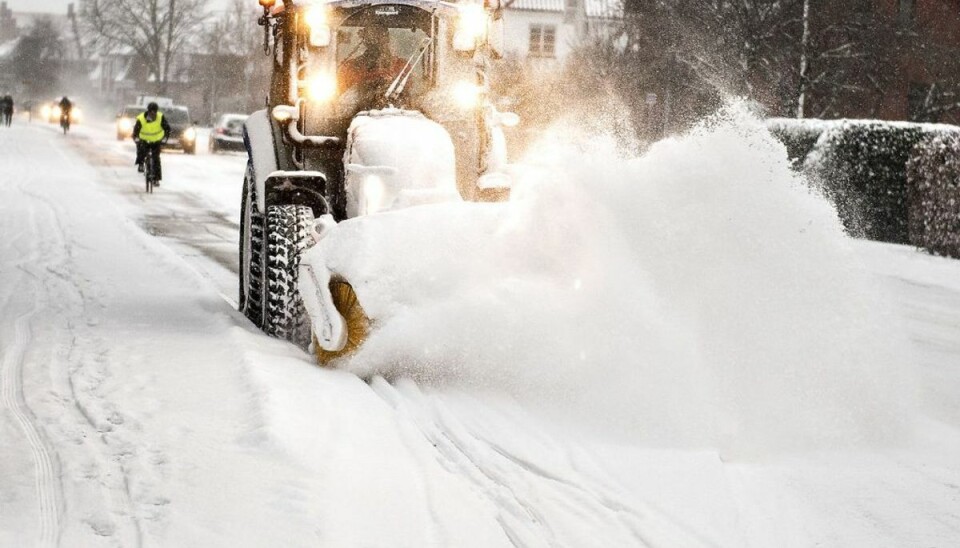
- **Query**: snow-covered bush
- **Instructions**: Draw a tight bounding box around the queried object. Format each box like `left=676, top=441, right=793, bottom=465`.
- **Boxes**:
left=907, top=133, right=960, bottom=258
left=803, top=121, right=928, bottom=243
left=766, top=118, right=833, bottom=168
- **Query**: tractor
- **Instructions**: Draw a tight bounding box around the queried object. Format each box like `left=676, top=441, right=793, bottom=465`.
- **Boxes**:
left=239, top=0, right=517, bottom=359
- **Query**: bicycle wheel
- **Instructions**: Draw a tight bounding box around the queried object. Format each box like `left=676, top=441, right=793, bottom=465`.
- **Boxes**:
left=144, top=150, right=154, bottom=193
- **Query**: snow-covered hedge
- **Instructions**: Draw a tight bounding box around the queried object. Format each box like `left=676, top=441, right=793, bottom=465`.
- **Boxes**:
left=768, top=118, right=960, bottom=246
left=907, top=133, right=960, bottom=258
left=766, top=118, right=832, bottom=168
left=805, top=121, right=928, bottom=243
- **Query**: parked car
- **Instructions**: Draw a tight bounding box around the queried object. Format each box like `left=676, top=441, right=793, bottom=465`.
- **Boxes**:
left=209, top=113, right=248, bottom=153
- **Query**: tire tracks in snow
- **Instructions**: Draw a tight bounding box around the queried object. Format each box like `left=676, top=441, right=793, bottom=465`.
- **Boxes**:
left=0, top=304, right=62, bottom=547
left=0, top=130, right=64, bottom=547
left=1, top=125, right=144, bottom=546
left=370, top=378, right=722, bottom=548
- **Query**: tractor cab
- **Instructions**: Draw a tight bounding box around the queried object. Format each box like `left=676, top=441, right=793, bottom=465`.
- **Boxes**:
left=257, top=0, right=511, bottom=211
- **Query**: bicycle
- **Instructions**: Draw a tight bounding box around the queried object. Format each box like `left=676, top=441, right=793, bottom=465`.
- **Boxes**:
left=144, top=143, right=159, bottom=193
left=60, top=112, right=70, bottom=134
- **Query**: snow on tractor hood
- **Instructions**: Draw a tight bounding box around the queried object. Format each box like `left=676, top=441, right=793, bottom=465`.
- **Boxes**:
left=344, top=109, right=460, bottom=217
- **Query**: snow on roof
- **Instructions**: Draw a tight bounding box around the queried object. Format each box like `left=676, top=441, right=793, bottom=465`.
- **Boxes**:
left=507, top=0, right=564, bottom=12
left=584, top=0, right=622, bottom=18
left=506, top=0, right=622, bottom=17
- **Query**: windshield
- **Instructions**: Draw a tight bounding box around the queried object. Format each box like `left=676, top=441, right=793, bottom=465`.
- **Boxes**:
left=162, top=108, right=190, bottom=124
left=334, top=7, right=432, bottom=112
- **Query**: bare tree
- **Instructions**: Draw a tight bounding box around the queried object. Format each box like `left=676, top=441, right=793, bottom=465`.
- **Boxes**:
left=581, top=0, right=898, bottom=133
left=193, top=0, right=269, bottom=117
left=795, top=3, right=897, bottom=119
left=896, top=15, right=960, bottom=123
left=80, top=0, right=208, bottom=94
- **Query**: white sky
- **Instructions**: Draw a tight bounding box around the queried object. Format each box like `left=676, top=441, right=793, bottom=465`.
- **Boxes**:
left=4, top=0, right=71, bottom=13
left=4, top=0, right=231, bottom=14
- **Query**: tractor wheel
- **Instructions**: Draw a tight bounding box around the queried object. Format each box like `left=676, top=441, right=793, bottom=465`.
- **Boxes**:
left=239, top=165, right=264, bottom=327
left=314, top=280, right=370, bottom=365
left=263, top=204, right=314, bottom=347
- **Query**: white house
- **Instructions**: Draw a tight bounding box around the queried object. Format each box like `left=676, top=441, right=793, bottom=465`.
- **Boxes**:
left=501, top=0, right=622, bottom=68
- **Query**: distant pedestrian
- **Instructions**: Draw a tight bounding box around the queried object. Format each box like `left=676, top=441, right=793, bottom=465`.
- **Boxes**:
left=0, top=95, right=11, bottom=126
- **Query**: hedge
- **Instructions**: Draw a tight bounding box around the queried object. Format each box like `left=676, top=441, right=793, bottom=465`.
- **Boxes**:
left=766, top=118, right=831, bottom=168
left=767, top=118, right=960, bottom=247
left=907, top=133, right=960, bottom=258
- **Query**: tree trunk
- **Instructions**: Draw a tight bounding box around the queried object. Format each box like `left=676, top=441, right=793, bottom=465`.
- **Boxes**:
left=796, top=0, right=810, bottom=118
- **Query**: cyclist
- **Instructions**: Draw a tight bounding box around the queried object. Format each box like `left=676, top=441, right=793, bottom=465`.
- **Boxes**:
left=58, top=96, right=72, bottom=129
left=133, top=102, right=171, bottom=185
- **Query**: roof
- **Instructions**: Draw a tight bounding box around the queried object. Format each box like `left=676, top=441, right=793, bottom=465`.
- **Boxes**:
left=585, top=0, right=622, bottom=18
left=507, top=0, right=563, bottom=12
left=506, top=0, right=622, bottom=17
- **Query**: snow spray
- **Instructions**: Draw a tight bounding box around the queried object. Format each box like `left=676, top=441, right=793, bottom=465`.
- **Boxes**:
left=332, top=102, right=916, bottom=457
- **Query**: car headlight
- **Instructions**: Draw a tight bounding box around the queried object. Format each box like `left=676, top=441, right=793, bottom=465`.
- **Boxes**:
left=184, top=127, right=197, bottom=141
left=52, top=106, right=61, bottom=118
left=118, top=118, right=133, bottom=132
left=307, top=72, right=337, bottom=103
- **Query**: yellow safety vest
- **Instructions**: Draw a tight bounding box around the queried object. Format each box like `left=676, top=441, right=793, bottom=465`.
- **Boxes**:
left=137, top=112, right=165, bottom=143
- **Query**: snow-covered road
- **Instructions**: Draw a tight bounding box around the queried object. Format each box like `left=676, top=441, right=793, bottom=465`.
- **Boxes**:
left=2, top=118, right=960, bottom=547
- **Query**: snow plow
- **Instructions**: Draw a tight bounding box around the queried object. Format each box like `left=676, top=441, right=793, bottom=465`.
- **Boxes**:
left=240, top=0, right=517, bottom=363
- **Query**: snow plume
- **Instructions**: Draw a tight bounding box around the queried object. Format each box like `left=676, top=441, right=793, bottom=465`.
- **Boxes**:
left=326, top=102, right=916, bottom=457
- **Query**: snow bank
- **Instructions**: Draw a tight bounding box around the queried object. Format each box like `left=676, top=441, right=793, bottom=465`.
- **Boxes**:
left=312, top=103, right=916, bottom=457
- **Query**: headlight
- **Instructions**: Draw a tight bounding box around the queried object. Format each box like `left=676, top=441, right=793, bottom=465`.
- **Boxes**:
left=118, top=118, right=133, bottom=132
left=454, top=4, right=487, bottom=51
left=361, top=175, right=386, bottom=215
left=452, top=81, right=482, bottom=109
left=184, top=127, right=197, bottom=141
left=305, top=6, right=331, bottom=47
left=71, top=108, right=82, bottom=122
left=307, top=72, right=337, bottom=102
left=52, top=106, right=61, bottom=118
left=40, top=105, right=50, bottom=118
